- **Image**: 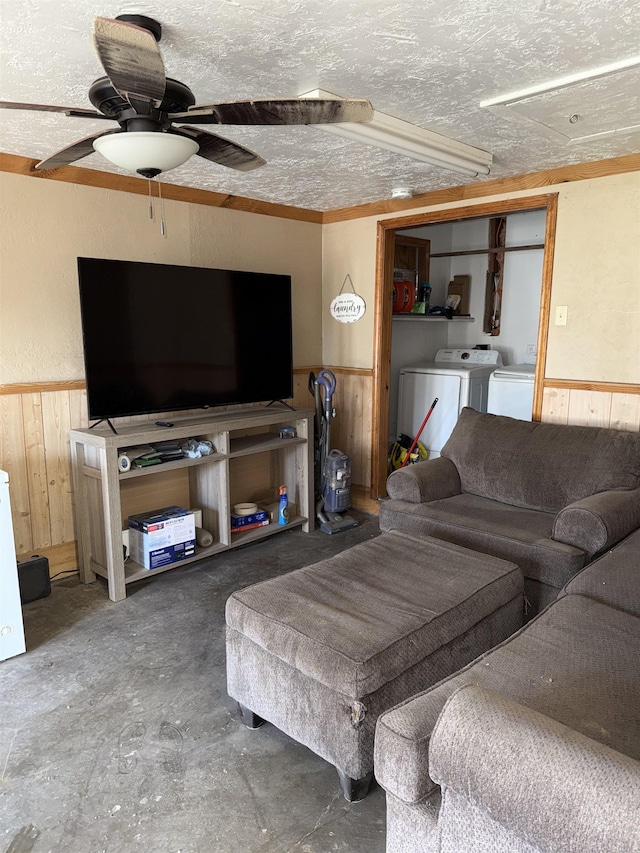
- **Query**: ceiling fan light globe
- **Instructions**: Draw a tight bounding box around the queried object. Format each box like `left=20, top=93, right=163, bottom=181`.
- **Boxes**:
left=92, top=131, right=199, bottom=174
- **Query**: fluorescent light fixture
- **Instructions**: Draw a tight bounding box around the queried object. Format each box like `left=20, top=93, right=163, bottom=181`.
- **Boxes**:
left=301, top=89, right=492, bottom=177
left=93, top=131, right=199, bottom=176
left=480, top=56, right=640, bottom=107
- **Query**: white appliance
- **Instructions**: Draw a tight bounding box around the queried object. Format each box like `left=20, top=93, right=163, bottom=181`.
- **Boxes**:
left=0, top=469, right=26, bottom=661
left=487, top=363, right=536, bottom=421
left=398, top=348, right=503, bottom=458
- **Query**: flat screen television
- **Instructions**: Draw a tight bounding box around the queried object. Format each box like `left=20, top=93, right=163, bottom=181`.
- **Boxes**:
left=77, top=257, right=293, bottom=420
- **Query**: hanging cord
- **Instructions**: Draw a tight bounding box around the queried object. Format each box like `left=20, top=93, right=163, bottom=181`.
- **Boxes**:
left=148, top=178, right=154, bottom=220
left=158, top=180, right=166, bottom=236
left=338, top=273, right=360, bottom=296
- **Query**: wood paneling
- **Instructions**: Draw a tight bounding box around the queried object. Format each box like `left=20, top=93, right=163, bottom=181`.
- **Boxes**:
left=329, top=370, right=373, bottom=488
left=1, top=394, right=30, bottom=553
left=21, top=392, right=50, bottom=549
left=1, top=386, right=88, bottom=571
left=293, top=366, right=373, bottom=488
left=541, top=386, right=640, bottom=431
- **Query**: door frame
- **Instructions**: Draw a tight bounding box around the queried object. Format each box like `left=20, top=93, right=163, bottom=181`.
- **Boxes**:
left=371, top=192, right=559, bottom=499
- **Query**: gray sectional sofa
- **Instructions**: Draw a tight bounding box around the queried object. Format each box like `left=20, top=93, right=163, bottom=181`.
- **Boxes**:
left=380, top=408, right=640, bottom=613
left=374, top=527, right=640, bottom=852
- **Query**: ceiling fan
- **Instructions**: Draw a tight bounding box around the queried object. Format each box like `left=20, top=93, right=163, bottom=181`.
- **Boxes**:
left=0, top=14, right=374, bottom=178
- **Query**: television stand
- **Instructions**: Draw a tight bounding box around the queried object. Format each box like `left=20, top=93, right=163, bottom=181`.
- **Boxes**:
left=70, top=408, right=314, bottom=602
left=266, top=400, right=295, bottom=411
left=89, top=418, right=118, bottom=435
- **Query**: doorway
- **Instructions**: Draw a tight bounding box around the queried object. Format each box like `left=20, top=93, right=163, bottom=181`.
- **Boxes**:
left=371, top=193, right=559, bottom=499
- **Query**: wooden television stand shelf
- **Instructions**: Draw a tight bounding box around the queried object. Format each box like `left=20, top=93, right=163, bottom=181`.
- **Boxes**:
left=70, top=407, right=315, bottom=602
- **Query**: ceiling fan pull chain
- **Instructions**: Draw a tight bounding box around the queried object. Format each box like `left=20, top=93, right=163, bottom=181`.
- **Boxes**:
left=148, top=178, right=154, bottom=220
left=158, top=180, right=166, bottom=237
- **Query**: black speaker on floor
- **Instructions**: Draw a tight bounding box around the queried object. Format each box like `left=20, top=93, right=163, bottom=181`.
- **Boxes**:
left=17, top=555, right=51, bottom=604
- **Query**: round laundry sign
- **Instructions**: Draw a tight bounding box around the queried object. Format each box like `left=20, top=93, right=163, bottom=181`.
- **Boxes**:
left=330, top=293, right=366, bottom=323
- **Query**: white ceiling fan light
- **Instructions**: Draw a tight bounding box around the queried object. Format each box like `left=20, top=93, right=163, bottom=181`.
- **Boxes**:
left=92, top=131, right=200, bottom=177
left=301, top=89, right=493, bottom=177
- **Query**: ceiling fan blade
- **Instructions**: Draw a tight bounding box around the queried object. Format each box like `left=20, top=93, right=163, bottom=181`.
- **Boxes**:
left=35, top=129, right=120, bottom=171
left=93, top=17, right=166, bottom=108
left=0, top=100, right=110, bottom=119
left=170, top=97, right=374, bottom=126
left=176, top=126, right=266, bottom=171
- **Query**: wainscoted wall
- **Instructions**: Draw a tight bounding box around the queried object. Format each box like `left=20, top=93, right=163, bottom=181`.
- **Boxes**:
left=1, top=366, right=375, bottom=576
left=3, top=376, right=636, bottom=577
left=541, top=385, right=640, bottom=431
left=1, top=383, right=87, bottom=575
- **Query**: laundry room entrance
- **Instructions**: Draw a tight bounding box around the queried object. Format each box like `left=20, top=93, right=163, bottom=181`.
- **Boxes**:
left=371, top=193, right=559, bottom=499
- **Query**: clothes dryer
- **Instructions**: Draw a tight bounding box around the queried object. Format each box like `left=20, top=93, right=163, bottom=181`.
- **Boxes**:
left=398, top=349, right=502, bottom=458
left=487, top=363, right=536, bottom=421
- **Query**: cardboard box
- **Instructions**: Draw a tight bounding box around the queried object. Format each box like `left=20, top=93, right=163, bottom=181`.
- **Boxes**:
left=128, top=506, right=196, bottom=570
left=231, top=509, right=269, bottom=528
left=447, top=275, right=471, bottom=315
left=230, top=519, right=270, bottom=534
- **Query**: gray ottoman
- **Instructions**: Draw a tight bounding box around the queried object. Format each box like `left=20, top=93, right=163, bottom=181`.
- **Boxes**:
left=225, top=530, right=523, bottom=800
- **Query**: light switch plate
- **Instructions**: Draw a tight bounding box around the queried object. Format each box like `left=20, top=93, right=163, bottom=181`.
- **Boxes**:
left=555, top=305, right=568, bottom=326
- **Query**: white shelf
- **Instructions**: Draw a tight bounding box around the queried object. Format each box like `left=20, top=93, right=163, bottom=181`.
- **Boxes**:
left=392, top=315, right=475, bottom=323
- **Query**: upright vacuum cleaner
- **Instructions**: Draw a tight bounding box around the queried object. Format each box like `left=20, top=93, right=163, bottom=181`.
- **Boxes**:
left=309, top=370, right=358, bottom=535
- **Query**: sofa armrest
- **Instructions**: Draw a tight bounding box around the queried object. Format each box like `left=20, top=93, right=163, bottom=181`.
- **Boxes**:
left=553, top=487, right=640, bottom=558
left=386, top=456, right=461, bottom=504
left=430, top=685, right=640, bottom=853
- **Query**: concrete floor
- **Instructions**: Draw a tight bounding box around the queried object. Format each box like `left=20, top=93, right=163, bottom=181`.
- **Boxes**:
left=1, top=514, right=386, bottom=853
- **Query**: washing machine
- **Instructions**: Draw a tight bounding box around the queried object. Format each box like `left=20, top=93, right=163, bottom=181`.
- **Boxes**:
left=398, top=349, right=503, bottom=458
left=487, top=363, right=536, bottom=421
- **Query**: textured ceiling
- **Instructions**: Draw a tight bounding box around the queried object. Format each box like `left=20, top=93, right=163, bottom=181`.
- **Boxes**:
left=1, top=0, right=639, bottom=210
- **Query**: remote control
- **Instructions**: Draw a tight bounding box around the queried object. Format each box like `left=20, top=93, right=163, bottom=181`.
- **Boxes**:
left=155, top=420, right=174, bottom=427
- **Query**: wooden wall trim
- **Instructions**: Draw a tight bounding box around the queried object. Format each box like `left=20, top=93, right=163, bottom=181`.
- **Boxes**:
left=294, top=365, right=373, bottom=376
left=4, top=151, right=638, bottom=227
left=323, top=365, right=373, bottom=376
left=367, top=194, right=558, bottom=237
left=322, top=153, right=640, bottom=224
left=0, top=380, right=86, bottom=395
left=371, top=219, right=395, bottom=499
left=0, top=153, right=323, bottom=224
left=531, top=195, right=558, bottom=421
left=2, top=371, right=372, bottom=398
left=543, top=379, right=640, bottom=395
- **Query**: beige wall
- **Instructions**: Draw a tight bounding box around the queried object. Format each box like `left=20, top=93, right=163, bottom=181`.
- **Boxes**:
left=322, top=171, right=640, bottom=385
left=322, top=216, right=378, bottom=369
left=0, top=172, right=322, bottom=385
left=544, top=172, right=640, bottom=382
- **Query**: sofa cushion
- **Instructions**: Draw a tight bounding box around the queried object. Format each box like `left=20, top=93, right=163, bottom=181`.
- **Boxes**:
left=226, top=530, right=522, bottom=696
left=562, top=528, right=640, bottom=617
left=553, top=487, right=640, bottom=558
left=441, top=408, right=640, bottom=513
left=379, top=492, right=585, bottom=587
left=429, top=685, right=640, bottom=853
left=374, top=594, right=640, bottom=804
